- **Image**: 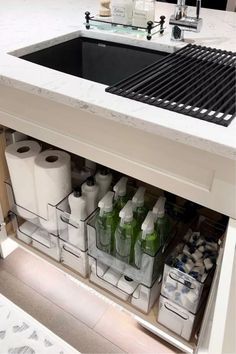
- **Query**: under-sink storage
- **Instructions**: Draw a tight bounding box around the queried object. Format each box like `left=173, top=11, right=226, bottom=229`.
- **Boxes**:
left=0, top=127, right=235, bottom=354
left=89, top=255, right=162, bottom=313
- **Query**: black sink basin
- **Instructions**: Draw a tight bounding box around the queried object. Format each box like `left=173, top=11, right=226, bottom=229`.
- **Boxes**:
left=20, top=37, right=167, bottom=86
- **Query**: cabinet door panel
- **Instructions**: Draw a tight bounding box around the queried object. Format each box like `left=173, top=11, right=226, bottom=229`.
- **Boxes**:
left=196, top=218, right=236, bottom=354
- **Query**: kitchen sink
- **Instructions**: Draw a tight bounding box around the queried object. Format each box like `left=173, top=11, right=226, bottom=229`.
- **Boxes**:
left=20, top=37, right=167, bottom=86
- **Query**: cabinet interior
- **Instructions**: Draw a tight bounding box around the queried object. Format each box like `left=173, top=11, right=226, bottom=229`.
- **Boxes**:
left=0, top=125, right=229, bottom=353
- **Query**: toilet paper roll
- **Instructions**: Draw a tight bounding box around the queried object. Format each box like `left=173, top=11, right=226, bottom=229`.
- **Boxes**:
left=34, top=150, right=72, bottom=233
left=5, top=140, right=41, bottom=220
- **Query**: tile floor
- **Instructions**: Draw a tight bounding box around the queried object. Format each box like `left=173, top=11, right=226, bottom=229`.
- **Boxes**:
left=0, top=247, right=179, bottom=354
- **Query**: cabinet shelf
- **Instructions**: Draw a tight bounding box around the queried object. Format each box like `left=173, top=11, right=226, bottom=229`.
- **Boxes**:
left=7, top=232, right=196, bottom=354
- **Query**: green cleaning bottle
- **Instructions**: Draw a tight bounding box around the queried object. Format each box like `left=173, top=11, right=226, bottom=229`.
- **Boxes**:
left=95, top=191, right=116, bottom=254
left=113, top=176, right=128, bottom=213
left=134, top=211, right=159, bottom=268
left=142, top=211, right=160, bottom=256
left=152, top=197, right=171, bottom=247
left=115, top=200, right=137, bottom=264
left=132, top=186, right=148, bottom=229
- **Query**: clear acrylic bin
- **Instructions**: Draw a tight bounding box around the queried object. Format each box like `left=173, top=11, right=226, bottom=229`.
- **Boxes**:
left=89, top=256, right=161, bottom=314
left=13, top=216, right=60, bottom=261
left=60, top=240, right=89, bottom=278
left=157, top=295, right=203, bottom=341
left=56, top=192, right=98, bottom=252
left=87, top=211, right=170, bottom=288
left=161, top=218, right=226, bottom=314
left=86, top=197, right=192, bottom=289
left=5, top=180, right=71, bottom=236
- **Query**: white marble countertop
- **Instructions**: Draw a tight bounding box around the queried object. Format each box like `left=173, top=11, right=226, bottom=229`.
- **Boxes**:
left=0, top=0, right=236, bottom=159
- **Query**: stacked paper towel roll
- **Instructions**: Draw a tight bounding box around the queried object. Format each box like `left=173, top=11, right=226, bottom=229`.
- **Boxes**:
left=5, top=140, right=41, bottom=219
left=34, top=150, right=72, bottom=233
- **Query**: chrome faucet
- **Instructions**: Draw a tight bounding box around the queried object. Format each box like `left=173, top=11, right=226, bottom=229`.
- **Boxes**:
left=169, top=0, right=203, bottom=41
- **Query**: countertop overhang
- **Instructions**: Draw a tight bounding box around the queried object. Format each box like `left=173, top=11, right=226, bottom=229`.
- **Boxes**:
left=0, top=0, right=236, bottom=159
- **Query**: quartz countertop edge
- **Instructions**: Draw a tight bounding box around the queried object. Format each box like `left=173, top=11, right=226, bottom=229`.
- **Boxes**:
left=0, top=0, right=235, bottom=160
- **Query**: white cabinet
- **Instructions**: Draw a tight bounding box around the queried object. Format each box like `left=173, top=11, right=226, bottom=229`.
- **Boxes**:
left=0, top=111, right=235, bottom=353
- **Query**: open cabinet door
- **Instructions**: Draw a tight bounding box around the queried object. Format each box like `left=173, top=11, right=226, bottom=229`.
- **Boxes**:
left=0, top=127, right=16, bottom=257
left=196, top=218, right=236, bottom=354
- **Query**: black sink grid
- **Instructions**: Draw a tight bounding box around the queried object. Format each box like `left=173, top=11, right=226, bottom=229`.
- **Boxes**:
left=106, top=44, right=236, bottom=127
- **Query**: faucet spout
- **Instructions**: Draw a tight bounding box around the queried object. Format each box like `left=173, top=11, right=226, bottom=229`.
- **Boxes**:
left=169, top=0, right=203, bottom=41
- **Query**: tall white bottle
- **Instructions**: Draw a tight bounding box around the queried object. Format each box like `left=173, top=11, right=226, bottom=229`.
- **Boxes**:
left=81, top=176, right=99, bottom=216
left=68, top=190, right=88, bottom=249
left=95, top=168, right=113, bottom=202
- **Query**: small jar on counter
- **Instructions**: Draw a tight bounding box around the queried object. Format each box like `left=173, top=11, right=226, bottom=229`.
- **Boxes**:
left=132, top=0, right=155, bottom=28
left=111, top=0, right=134, bottom=25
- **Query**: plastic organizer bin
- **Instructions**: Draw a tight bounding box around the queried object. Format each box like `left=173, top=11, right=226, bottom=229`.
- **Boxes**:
left=5, top=180, right=69, bottom=237
left=161, top=217, right=226, bottom=314
left=89, top=256, right=161, bottom=313
left=60, top=240, right=89, bottom=277
left=56, top=193, right=99, bottom=277
left=87, top=199, right=193, bottom=289
left=15, top=218, right=60, bottom=261
left=157, top=295, right=204, bottom=341
left=56, top=192, right=98, bottom=252
left=5, top=180, right=67, bottom=261
left=87, top=211, right=169, bottom=288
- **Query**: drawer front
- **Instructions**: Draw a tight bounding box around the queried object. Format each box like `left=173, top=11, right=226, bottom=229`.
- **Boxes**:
left=196, top=218, right=236, bottom=354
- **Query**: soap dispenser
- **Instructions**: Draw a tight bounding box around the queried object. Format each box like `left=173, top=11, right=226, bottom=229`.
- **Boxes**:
left=115, top=200, right=137, bottom=263
left=96, top=191, right=116, bottom=254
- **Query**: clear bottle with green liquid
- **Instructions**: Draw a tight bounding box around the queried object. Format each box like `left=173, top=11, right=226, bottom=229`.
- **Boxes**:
left=152, top=196, right=171, bottom=248
left=115, top=200, right=137, bottom=264
left=134, top=211, right=160, bottom=268
left=132, top=186, right=148, bottom=231
left=95, top=191, right=117, bottom=254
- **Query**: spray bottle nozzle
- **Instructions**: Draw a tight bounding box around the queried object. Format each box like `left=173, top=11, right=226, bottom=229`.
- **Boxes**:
left=98, top=191, right=114, bottom=215
left=100, top=167, right=110, bottom=176
left=113, top=177, right=128, bottom=199
left=119, top=200, right=133, bottom=223
left=73, top=187, right=81, bottom=198
left=132, top=186, right=146, bottom=209
left=152, top=196, right=166, bottom=220
left=141, top=211, right=155, bottom=239
left=86, top=176, right=95, bottom=186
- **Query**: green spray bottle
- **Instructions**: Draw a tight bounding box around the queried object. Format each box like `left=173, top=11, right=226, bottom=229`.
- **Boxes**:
left=113, top=176, right=128, bottom=213
left=142, top=211, right=160, bottom=256
left=115, top=200, right=137, bottom=264
left=95, top=191, right=116, bottom=254
left=134, top=211, right=159, bottom=268
left=152, top=196, right=171, bottom=247
left=132, top=186, right=148, bottom=230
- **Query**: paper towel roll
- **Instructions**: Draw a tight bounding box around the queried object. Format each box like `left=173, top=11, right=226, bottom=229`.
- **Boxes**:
left=5, top=140, right=41, bottom=220
left=34, top=150, right=72, bottom=233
